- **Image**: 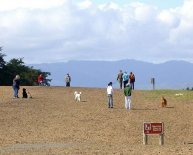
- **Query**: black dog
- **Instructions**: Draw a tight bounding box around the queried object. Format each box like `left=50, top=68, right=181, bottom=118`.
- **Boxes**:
left=22, top=88, right=28, bottom=98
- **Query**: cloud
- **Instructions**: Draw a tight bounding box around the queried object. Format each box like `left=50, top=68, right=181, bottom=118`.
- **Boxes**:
left=0, top=0, right=68, bottom=11
left=0, top=0, right=193, bottom=64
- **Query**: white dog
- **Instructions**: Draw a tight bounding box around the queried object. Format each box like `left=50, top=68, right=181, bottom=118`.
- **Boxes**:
left=74, top=91, right=82, bottom=102
left=175, top=93, right=183, bottom=96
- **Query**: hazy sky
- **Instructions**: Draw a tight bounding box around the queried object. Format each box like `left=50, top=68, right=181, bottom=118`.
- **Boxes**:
left=0, top=0, right=193, bottom=64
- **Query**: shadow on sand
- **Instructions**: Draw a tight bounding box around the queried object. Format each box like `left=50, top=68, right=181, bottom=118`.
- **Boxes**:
left=166, top=106, right=174, bottom=108
left=81, top=100, right=87, bottom=102
left=187, top=142, right=193, bottom=145
left=132, top=108, right=158, bottom=111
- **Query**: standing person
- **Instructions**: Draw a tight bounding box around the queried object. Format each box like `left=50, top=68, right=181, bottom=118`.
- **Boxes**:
left=122, top=71, right=129, bottom=88
left=65, top=73, right=71, bottom=87
left=129, top=72, right=135, bottom=90
left=12, top=75, right=20, bottom=98
left=124, top=83, right=132, bottom=110
left=117, top=70, right=123, bottom=89
left=107, top=82, right=113, bottom=108
left=38, top=74, right=44, bottom=86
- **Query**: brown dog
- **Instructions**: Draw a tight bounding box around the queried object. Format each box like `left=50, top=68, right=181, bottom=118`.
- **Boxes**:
left=161, top=96, right=167, bottom=108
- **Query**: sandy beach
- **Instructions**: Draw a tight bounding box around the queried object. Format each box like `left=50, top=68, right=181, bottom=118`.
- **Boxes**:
left=0, top=86, right=193, bottom=154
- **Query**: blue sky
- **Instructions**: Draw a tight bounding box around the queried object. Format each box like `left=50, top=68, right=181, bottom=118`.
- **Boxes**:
left=78, top=0, right=183, bottom=9
left=0, top=0, right=193, bottom=64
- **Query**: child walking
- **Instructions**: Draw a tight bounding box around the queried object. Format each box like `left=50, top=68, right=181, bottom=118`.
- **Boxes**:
left=107, top=82, right=113, bottom=108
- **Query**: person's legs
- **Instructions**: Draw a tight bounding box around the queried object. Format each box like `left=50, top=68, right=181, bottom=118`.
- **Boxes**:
left=124, top=80, right=129, bottom=88
left=66, top=82, right=70, bottom=87
left=13, top=86, right=16, bottom=97
left=119, top=81, right=121, bottom=89
left=107, top=95, right=111, bottom=108
left=39, top=81, right=43, bottom=86
left=110, top=95, right=113, bottom=108
left=120, top=80, right=123, bottom=89
left=107, top=95, right=113, bottom=108
left=13, top=87, right=18, bottom=98
left=123, top=81, right=126, bottom=88
left=130, top=82, right=134, bottom=90
left=125, top=96, right=128, bottom=109
left=125, top=96, right=131, bottom=110
left=127, top=96, right=132, bottom=109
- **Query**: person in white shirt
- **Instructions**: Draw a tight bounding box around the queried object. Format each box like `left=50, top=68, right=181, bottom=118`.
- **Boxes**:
left=107, top=82, right=113, bottom=108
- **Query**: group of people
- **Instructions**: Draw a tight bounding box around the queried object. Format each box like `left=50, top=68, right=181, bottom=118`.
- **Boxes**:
left=12, top=73, right=72, bottom=98
left=12, top=71, right=134, bottom=111
left=106, top=70, right=135, bottom=110
left=107, top=81, right=132, bottom=110
left=117, top=70, right=135, bottom=90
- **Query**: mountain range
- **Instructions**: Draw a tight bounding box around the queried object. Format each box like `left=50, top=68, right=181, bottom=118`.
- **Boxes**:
left=31, top=59, right=193, bottom=90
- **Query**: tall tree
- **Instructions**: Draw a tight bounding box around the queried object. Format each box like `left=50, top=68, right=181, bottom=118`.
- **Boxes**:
left=0, top=49, right=51, bottom=86
left=0, top=47, right=6, bottom=69
left=5, top=58, right=51, bottom=86
left=0, top=47, right=7, bottom=84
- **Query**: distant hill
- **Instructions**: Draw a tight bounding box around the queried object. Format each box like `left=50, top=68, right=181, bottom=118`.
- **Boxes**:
left=31, top=59, right=193, bottom=89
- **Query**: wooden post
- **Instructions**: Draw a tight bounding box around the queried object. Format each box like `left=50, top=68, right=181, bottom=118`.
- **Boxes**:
left=159, top=134, right=164, bottom=145
left=143, top=133, right=148, bottom=145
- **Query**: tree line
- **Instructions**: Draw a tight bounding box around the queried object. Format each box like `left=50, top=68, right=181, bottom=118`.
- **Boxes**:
left=0, top=47, right=51, bottom=86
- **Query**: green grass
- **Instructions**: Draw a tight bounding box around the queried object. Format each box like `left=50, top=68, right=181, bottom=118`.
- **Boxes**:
left=136, top=90, right=193, bottom=103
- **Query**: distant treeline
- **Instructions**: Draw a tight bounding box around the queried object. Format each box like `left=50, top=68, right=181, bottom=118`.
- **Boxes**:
left=0, top=47, right=51, bottom=86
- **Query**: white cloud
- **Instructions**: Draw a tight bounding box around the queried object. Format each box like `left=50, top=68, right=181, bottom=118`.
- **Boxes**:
left=77, top=0, right=93, bottom=9
left=158, top=10, right=180, bottom=28
left=0, top=0, right=68, bottom=11
left=0, top=0, right=193, bottom=64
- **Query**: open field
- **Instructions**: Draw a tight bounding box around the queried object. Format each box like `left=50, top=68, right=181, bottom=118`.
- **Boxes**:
left=0, top=86, right=193, bottom=155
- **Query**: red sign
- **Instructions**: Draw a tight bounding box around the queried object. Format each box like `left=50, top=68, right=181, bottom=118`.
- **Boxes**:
left=144, top=123, right=164, bottom=134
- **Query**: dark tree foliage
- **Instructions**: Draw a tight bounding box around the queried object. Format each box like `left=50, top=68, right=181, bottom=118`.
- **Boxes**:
left=0, top=47, right=6, bottom=68
left=0, top=48, right=51, bottom=86
left=0, top=47, right=7, bottom=84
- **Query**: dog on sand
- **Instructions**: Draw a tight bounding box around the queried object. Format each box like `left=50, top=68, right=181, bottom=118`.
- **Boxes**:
left=161, top=96, right=167, bottom=108
left=22, top=88, right=32, bottom=98
left=175, top=93, right=183, bottom=96
left=74, top=91, right=81, bottom=102
left=22, top=88, right=28, bottom=98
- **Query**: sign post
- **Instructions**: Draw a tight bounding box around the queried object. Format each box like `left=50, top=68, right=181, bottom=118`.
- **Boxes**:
left=151, top=78, right=155, bottom=90
left=143, top=122, right=164, bottom=145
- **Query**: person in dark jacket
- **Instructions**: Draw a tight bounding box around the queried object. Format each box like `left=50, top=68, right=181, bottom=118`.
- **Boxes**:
left=12, top=75, right=20, bottom=98
left=117, top=70, right=123, bottom=89
left=129, top=72, right=135, bottom=90
left=65, top=73, right=71, bottom=87
left=124, top=83, right=132, bottom=110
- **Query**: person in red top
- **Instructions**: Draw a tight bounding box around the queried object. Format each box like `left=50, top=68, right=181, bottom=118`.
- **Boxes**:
left=38, top=74, right=44, bottom=86
left=129, top=72, right=135, bottom=90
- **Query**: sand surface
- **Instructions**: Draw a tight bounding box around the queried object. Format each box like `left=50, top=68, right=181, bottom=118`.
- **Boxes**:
left=0, top=86, right=193, bottom=154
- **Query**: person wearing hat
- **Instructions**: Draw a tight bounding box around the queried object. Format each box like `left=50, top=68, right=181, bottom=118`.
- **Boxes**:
left=107, top=82, right=113, bottom=108
left=124, top=83, right=132, bottom=110
left=12, top=75, right=20, bottom=98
